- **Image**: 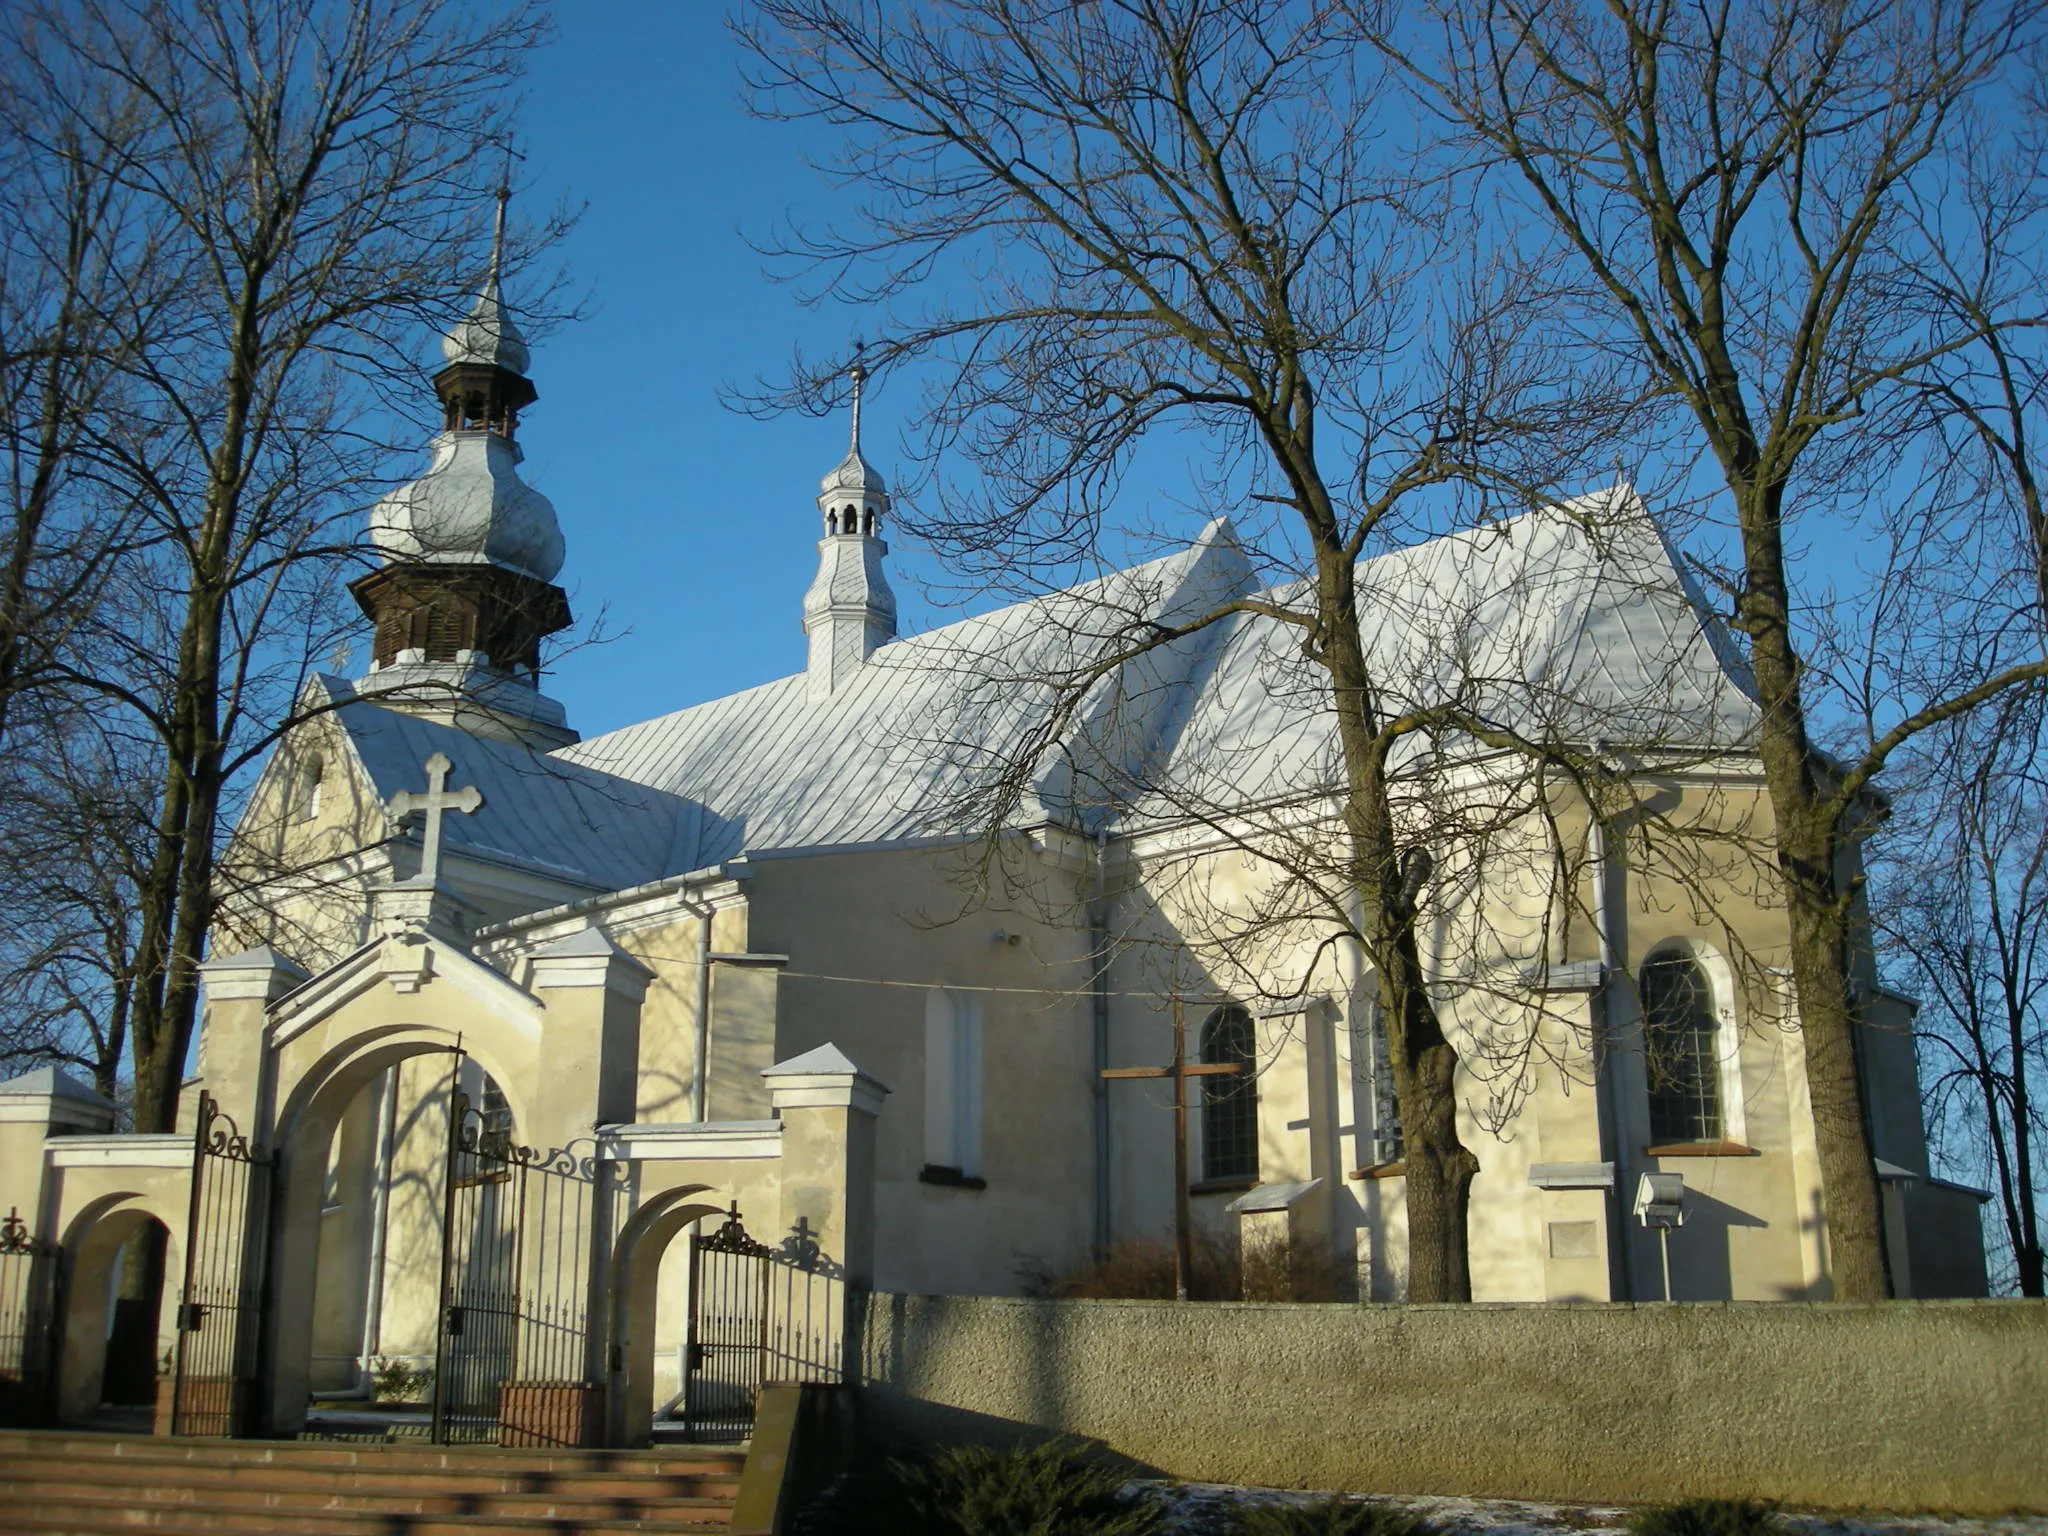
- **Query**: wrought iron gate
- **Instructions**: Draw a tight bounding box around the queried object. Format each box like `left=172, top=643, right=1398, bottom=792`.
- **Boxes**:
left=170, top=1092, right=271, bottom=1436
left=431, top=1075, right=522, bottom=1442
left=430, top=1061, right=586, bottom=1444
left=0, top=1209, right=59, bottom=1426
left=683, top=1204, right=775, bottom=1442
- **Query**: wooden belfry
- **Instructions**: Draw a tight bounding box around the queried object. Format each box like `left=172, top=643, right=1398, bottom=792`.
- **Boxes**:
left=1101, top=997, right=1244, bottom=1301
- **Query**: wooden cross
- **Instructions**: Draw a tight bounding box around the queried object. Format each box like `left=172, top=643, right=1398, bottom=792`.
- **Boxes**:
left=1101, top=996, right=1244, bottom=1301
left=388, top=752, right=482, bottom=886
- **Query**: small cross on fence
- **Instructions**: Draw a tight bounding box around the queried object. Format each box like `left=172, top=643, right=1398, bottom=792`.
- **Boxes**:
left=1101, top=996, right=1244, bottom=1301
left=387, top=752, right=483, bottom=886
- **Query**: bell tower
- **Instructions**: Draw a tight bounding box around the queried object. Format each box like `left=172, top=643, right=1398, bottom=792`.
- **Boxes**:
left=802, top=358, right=898, bottom=695
left=349, top=188, right=575, bottom=748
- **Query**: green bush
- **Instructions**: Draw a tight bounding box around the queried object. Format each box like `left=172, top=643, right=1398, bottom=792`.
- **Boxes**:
left=367, top=1355, right=431, bottom=1405
left=1627, top=1498, right=1781, bottom=1536
left=805, top=1438, right=1167, bottom=1536
left=1218, top=1497, right=1445, bottom=1536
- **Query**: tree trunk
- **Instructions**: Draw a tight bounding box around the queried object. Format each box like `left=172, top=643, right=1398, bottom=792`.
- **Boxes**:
left=1739, top=475, right=1892, bottom=1300
left=1315, top=522, right=1478, bottom=1302
left=126, top=759, right=193, bottom=1135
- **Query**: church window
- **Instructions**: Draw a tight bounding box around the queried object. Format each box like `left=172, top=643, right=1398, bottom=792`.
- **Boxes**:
left=296, top=755, right=325, bottom=823
left=1200, top=1004, right=1258, bottom=1183
left=923, top=989, right=984, bottom=1183
left=479, top=1073, right=514, bottom=1151
left=1350, top=997, right=1404, bottom=1166
left=1641, top=951, right=1723, bottom=1144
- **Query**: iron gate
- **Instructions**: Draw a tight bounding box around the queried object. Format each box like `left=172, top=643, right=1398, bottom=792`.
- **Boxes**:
left=170, top=1092, right=271, bottom=1436
left=683, top=1203, right=775, bottom=1442
left=430, top=1061, right=586, bottom=1444
left=0, top=1209, right=59, bottom=1425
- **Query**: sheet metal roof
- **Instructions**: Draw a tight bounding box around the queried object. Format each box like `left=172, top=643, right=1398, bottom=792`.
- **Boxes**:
left=324, top=490, right=1755, bottom=896
left=317, top=678, right=699, bottom=891
left=554, top=489, right=1756, bottom=870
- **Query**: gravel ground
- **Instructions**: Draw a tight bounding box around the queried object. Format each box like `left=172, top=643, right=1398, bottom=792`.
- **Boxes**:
left=1144, top=1484, right=2048, bottom=1536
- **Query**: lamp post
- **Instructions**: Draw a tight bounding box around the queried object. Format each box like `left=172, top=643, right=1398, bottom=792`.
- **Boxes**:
left=1633, top=1171, right=1686, bottom=1301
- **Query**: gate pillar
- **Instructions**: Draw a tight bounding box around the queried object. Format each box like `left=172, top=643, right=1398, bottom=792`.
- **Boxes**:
left=503, top=929, right=652, bottom=1447
left=762, top=1045, right=889, bottom=1291
left=0, top=1068, right=115, bottom=1216
left=195, top=948, right=308, bottom=1133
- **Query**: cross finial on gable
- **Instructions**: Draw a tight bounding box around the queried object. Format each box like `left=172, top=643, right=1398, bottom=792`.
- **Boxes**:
left=387, top=752, right=483, bottom=887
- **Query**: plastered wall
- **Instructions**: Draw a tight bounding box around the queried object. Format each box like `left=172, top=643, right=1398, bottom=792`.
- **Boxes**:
left=858, top=1293, right=2048, bottom=1514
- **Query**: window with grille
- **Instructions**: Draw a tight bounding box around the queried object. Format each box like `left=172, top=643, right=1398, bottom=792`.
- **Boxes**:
left=479, top=1073, right=515, bottom=1154
left=1200, top=1004, right=1258, bottom=1182
left=1348, top=992, right=1405, bottom=1167
left=1641, top=952, right=1723, bottom=1144
left=1369, top=1005, right=1404, bottom=1164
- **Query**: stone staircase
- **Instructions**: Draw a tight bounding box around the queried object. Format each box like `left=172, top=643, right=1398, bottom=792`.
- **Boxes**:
left=0, top=1430, right=747, bottom=1533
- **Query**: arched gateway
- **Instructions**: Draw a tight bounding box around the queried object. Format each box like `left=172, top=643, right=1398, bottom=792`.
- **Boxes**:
left=0, top=901, right=885, bottom=1447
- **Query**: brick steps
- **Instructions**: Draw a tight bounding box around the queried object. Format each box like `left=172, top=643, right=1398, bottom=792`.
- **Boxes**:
left=5, top=1451, right=741, bottom=1499
left=0, top=1430, right=745, bottom=1533
left=0, top=1504, right=730, bottom=1535
left=0, top=1429, right=742, bottom=1474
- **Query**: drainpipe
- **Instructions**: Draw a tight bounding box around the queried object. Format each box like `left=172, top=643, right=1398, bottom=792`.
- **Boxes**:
left=691, top=905, right=715, bottom=1122
left=1091, top=826, right=1112, bottom=1254
left=1589, top=814, right=1637, bottom=1302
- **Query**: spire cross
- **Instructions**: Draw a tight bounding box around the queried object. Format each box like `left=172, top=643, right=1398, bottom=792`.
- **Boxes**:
left=388, top=752, right=483, bottom=886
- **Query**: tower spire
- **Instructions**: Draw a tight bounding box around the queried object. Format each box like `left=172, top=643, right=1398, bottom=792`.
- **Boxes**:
left=848, top=348, right=867, bottom=459
left=490, top=178, right=510, bottom=285
left=803, top=346, right=897, bottom=693
left=352, top=181, right=575, bottom=749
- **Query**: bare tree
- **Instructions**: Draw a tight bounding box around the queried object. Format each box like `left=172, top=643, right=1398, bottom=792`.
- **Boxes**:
left=1876, top=697, right=2047, bottom=1296
left=2, top=0, right=559, bottom=1133
left=0, top=29, right=175, bottom=750
left=1394, top=0, right=2048, bottom=1299
left=0, top=700, right=157, bottom=1107
left=738, top=0, right=1649, bottom=1300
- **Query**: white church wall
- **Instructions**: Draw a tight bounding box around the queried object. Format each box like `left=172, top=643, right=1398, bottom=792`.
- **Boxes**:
left=743, top=843, right=1102, bottom=1296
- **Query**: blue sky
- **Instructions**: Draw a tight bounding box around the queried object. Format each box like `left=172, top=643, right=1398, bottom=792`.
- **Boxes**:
left=502, top=8, right=868, bottom=737
left=476, top=7, right=1239, bottom=742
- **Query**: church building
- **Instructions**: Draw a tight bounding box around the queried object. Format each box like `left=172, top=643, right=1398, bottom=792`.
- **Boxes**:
left=0, top=233, right=1989, bottom=1449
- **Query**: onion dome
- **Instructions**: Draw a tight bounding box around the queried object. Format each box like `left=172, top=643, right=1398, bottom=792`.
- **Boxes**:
left=368, top=432, right=564, bottom=582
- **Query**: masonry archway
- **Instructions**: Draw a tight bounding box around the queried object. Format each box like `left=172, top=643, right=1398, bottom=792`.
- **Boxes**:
left=56, top=1196, right=182, bottom=1424
left=265, top=1025, right=528, bottom=1435
left=609, top=1186, right=725, bottom=1448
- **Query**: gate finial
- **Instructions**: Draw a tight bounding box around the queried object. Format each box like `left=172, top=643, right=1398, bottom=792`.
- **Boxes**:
left=387, top=752, right=484, bottom=887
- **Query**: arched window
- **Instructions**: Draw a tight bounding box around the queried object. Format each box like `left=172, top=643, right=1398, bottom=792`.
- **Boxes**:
left=296, top=754, right=325, bottom=823
left=1641, top=952, right=1723, bottom=1144
left=1200, top=1004, right=1258, bottom=1182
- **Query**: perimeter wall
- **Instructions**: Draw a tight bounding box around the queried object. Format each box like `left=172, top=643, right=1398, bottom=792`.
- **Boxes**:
left=856, top=1294, right=2047, bottom=1513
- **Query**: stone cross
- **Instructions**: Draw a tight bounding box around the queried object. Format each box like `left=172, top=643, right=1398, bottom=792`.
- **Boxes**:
left=388, top=752, right=483, bottom=886
left=1101, top=996, right=1244, bottom=1301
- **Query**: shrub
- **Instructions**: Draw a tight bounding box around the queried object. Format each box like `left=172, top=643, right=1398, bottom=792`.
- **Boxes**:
left=805, top=1439, right=1167, bottom=1536
left=1018, top=1231, right=1348, bottom=1302
left=1237, top=1234, right=1349, bottom=1303
left=1018, top=1233, right=1236, bottom=1300
left=1218, top=1497, right=1445, bottom=1536
left=367, top=1355, right=431, bottom=1405
left=1627, top=1499, right=1781, bottom=1536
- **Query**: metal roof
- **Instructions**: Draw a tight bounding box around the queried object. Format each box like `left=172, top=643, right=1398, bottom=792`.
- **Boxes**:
left=323, top=490, right=1756, bottom=897
left=557, top=489, right=1756, bottom=866
left=318, top=678, right=700, bottom=891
